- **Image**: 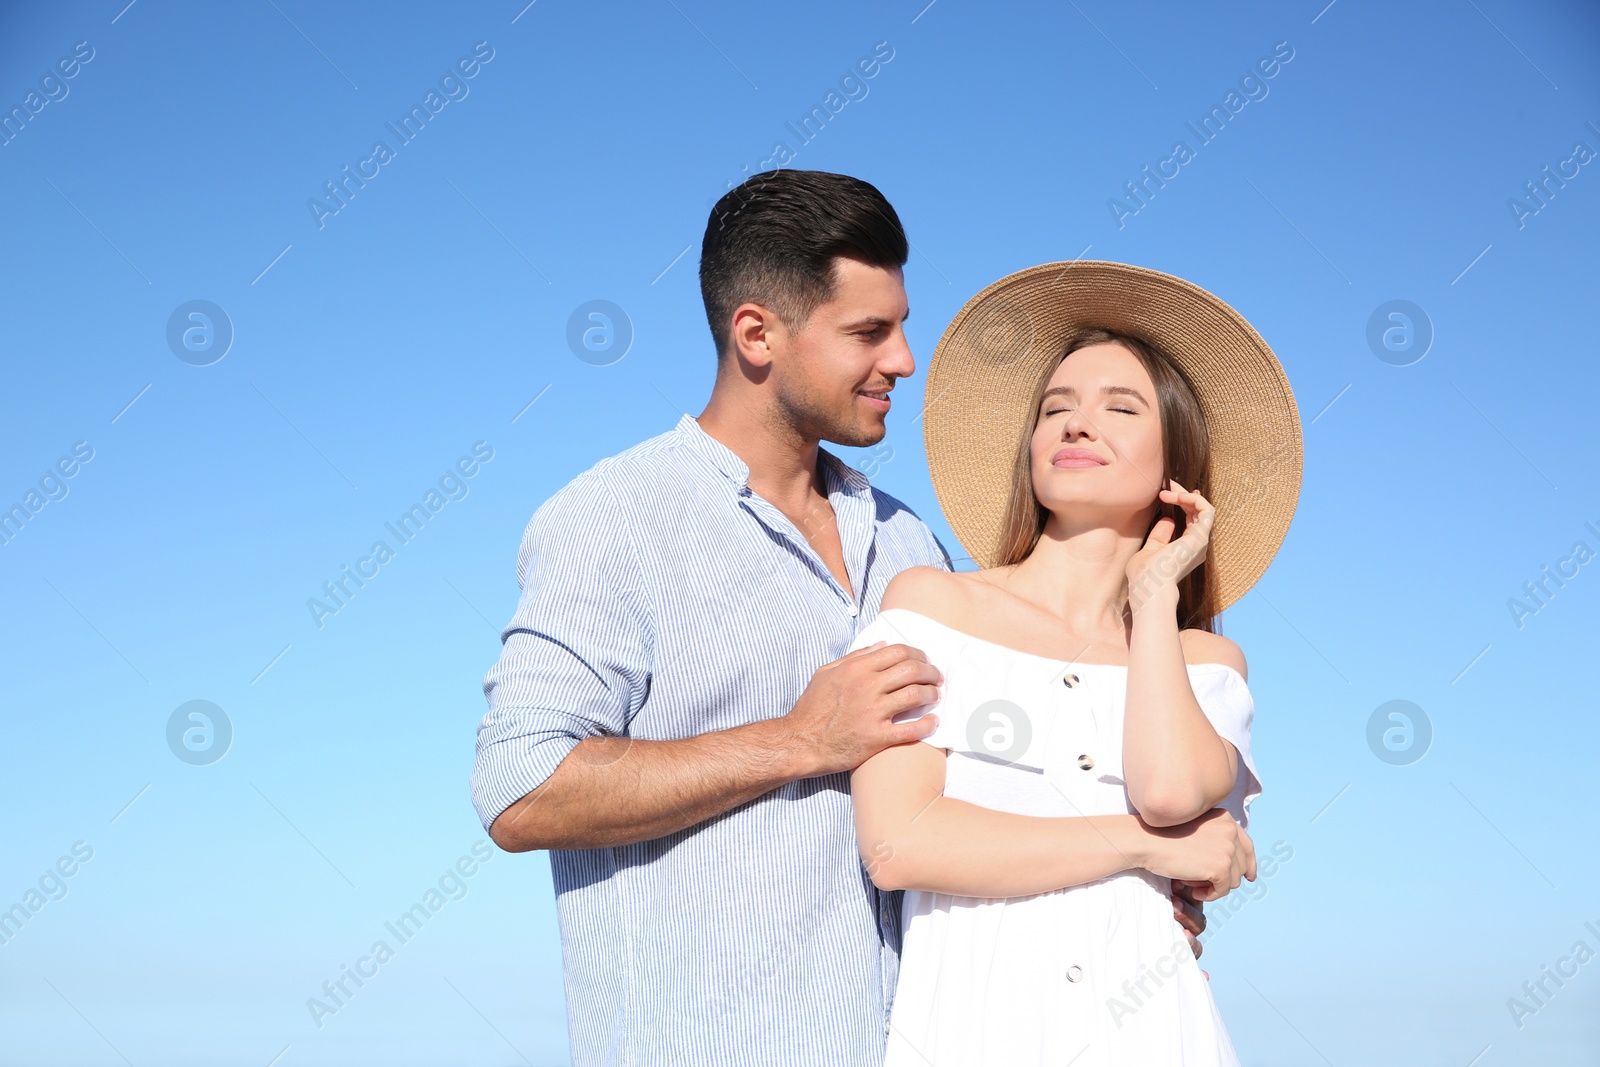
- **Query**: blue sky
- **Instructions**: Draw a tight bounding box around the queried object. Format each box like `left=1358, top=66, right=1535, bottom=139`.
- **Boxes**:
left=1, top=1, right=1597, bottom=1063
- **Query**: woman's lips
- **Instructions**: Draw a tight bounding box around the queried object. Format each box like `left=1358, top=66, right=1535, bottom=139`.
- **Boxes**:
left=1052, top=448, right=1107, bottom=468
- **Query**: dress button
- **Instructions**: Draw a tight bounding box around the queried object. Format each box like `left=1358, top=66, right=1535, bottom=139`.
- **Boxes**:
left=1076, top=754, right=1095, bottom=771
left=1066, top=965, right=1084, bottom=983
left=1062, top=672, right=1080, bottom=688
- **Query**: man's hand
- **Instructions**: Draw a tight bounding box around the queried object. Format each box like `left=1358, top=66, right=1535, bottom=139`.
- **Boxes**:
left=487, top=640, right=943, bottom=853
left=782, top=641, right=943, bottom=777
left=1171, top=881, right=1206, bottom=962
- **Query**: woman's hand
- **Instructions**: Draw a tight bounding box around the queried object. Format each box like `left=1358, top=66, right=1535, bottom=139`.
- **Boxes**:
left=1138, top=808, right=1256, bottom=901
left=1125, top=479, right=1215, bottom=611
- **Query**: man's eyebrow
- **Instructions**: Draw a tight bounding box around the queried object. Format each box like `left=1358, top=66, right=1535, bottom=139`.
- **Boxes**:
left=842, top=309, right=910, bottom=329
left=1040, top=384, right=1150, bottom=403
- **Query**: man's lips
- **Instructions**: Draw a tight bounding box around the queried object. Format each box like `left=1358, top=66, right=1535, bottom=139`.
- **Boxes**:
left=1052, top=447, right=1107, bottom=468
left=857, top=387, right=892, bottom=411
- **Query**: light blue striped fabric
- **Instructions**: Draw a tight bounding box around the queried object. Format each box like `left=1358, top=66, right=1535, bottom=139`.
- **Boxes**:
left=472, top=413, right=952, bottom=1067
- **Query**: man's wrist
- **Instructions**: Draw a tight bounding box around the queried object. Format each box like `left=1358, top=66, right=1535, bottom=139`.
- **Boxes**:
left=742, top=714, right=818, bottom=784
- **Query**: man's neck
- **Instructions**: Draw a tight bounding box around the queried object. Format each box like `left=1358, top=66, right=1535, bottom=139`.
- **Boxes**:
left=697, top=388, right=825, bottom=515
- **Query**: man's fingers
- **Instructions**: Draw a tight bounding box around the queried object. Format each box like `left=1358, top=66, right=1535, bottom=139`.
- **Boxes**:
left=834, top=640, right=887, bottom=663
left=1172, top=899, right=1203, bottom=938
left=837, top=640, right=918, bottom=666
left=896, top=713, right=939, bottom=743
left=886, top=683, right=943, bottom=715
left=1186, top=931, right=1204, bottom=961
left=1172, top=884, right=1207, bottom=935
left=852, top=642, right=937, bottom=682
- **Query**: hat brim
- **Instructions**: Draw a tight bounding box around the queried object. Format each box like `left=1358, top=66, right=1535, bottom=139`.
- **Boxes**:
left=923, top=260, right=1302, bottom=612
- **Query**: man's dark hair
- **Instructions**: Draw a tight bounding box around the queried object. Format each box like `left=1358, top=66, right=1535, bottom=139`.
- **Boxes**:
left=699, top=170, right=909, bottom=361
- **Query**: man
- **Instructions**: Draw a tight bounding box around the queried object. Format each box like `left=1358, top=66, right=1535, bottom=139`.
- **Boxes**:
left=472, top=170, right=946, bottom=1065
left=471, top=170, right=1203, bottom=1065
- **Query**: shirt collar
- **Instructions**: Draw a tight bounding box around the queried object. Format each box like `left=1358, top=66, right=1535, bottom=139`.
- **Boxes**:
left=818, top=447, right=872, bottom=499
left=675, top=413, right=873, bottom=500
left=675, top=413, right=751, bottom=488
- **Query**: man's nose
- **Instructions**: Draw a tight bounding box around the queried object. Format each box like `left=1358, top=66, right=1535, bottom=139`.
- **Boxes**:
left=881, top=333, right=915, bottom=379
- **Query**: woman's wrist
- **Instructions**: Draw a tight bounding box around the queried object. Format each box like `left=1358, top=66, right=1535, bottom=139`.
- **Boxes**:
left=1124, top=816, right=1176, bottom=876
left=1128, top=580, right=1181, bottom=619
left=1107, top=815, right=1159, bottom=873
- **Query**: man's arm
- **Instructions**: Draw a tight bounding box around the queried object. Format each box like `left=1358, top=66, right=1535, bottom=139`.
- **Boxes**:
left=488, top=640, right=943, bottom=852
left=474, top=480, right=936, bottom=853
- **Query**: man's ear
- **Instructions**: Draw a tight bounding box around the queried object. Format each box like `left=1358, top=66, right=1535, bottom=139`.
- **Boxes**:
left=731, top=302, right=781, bottom=368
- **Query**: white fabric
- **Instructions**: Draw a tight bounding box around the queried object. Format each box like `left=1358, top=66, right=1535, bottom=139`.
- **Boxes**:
left=852, top=607, right=1262, bottom=1067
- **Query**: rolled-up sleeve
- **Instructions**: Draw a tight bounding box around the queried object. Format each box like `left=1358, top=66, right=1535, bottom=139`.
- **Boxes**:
left=470, top=471, right=654, bottom=832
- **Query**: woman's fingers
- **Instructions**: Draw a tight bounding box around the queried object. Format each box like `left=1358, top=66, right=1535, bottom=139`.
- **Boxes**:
left=1161, top=484, right=1215, bottom=528
left=1160, top=485, right=1215, bottom=574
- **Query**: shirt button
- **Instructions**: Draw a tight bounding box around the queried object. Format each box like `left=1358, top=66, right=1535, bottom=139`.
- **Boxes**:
left=1076, top=754, right=1095, bottom=771
left=1062, top=673, right=1080, bottom=688
left=1066, top=965, right=1084, bottom=983
left=847, top=603, right=859, bottom=617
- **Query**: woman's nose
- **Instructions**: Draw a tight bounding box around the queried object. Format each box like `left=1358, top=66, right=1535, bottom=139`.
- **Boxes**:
left=1061, top=408, right=1095, bottom=439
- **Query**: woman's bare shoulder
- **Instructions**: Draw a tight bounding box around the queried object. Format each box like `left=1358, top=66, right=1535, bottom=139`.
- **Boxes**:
left=881, top=565, right=985, bottom=622
left=1179, top=628, right=1248, bottom=680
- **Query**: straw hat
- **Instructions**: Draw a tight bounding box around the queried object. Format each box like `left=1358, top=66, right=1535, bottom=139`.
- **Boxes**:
left=922, top=260, right=1301, bottom=612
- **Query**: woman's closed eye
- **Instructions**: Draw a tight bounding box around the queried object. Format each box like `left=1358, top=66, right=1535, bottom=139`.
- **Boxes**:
left=1043, top=405, right=1138, bottom=417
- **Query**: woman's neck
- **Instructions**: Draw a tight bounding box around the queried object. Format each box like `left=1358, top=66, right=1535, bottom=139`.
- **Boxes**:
left=1004, top=518, right=1147, bottom=636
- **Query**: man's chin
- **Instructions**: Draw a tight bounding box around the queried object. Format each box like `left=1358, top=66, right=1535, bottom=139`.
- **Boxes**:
left=824, top=417, right=887, bottom=450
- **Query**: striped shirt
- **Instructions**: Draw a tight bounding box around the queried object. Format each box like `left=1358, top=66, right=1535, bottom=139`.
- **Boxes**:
left=471, top=413, right=952, bottom=1067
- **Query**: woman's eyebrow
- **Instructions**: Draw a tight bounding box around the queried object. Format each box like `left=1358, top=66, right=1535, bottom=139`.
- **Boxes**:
left=1041, top=385, right=1149, bottom=403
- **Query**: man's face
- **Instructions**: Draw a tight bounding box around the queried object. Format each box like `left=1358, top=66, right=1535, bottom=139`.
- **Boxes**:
left=771, top=258, right=914, bottom=448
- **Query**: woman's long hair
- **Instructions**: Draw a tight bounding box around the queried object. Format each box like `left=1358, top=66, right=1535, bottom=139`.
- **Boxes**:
left=993, top=328, right=1220, bottom=633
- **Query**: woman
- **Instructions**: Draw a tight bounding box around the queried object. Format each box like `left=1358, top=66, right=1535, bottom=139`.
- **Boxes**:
left=849, top=261, right=1302, bottom=1066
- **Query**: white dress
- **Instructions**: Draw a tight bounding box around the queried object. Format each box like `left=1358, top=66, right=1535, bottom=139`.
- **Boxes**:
left=850, top=608, right=1263, bottom=1067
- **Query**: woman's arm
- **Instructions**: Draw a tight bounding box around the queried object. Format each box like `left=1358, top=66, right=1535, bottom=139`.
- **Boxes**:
left=1121, top=585, right=1241, bottom=826
left=852, top=736, right=1255, bottom=899
left=1121, top=483, right=1241, bottom=827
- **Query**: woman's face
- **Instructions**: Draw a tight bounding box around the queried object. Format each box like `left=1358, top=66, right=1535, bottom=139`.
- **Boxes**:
left=1028, top=342, right=1165, bottom=525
